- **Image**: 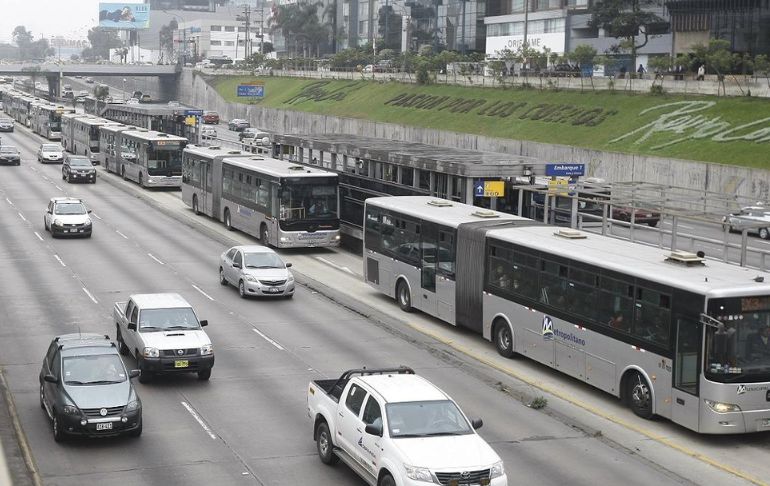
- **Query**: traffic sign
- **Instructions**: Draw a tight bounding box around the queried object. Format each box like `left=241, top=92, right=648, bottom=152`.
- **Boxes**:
left=237, top=83, right=265, bottom=98
left=474, top=179, right=485, bottom=198
left=545, top=163, right=585, bottom=177
left=185, top=109, right=203, bottom=116
left=474, top=179, right=505, bottom=198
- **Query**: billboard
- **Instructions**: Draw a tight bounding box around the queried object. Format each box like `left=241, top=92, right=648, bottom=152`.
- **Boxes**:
left=98, top=3, right=150, bottom=30
left=237, top=83, right=264, bottom=98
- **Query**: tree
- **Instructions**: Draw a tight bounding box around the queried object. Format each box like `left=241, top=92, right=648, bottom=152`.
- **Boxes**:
left=589, top=1, right=666, bottom=71
left=569, top=45, right=598, bottom=90
left=270, top=2, right=330, bottom=58
left=85, top=27, right=122, bottom=60
left=755, top=54, right=770, bottom=87
left=692, top=39, right=733, bottom=95
left=159, top=20, right=178, bottom=62
left=12, top=26, right=52, bottom=60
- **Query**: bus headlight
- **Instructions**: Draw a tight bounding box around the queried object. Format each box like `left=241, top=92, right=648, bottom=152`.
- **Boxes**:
left=333, top=235, right=341, bottom=241
left=704, top=399, right=741, bottom=413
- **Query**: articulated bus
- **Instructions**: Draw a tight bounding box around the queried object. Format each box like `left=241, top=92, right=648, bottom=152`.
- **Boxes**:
left=105, top=128, right=187, bottom=188
left=31, top=103, right=74, bottom=140
left=8, top=93, right=38, bottom=127
left=363, top=196, right=770, bottom=434
left=182, top=145, right=340, bottom=248
left=98, top=124, right=132, bottom=170
left=62, top=114, right=114, bottom=164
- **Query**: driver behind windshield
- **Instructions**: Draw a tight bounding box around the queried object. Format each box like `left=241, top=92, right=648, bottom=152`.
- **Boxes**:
left=746, top=326, right=770, bottom=360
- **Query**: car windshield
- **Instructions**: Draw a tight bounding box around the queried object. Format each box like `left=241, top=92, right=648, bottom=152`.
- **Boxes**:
left=69, top=158, right=91, bottom=167
left=706, top=297, right=770, bottom=383
left=54, top=202, right=87, bottom=215
left=42, top=144, right=61, bottom=152
left=0, top=146, right=18, bottom=154
left=139, top=307, right=199, bottom=331
left=386, top=400, right=473, bottom=438
left=62, top=354, right=127, bottom=385
left=243, top=252, right=285, bottom=269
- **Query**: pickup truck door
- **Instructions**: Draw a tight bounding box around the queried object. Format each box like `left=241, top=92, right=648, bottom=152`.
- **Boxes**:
left=126, top=303, right=139, bottom=355
left=356, top=395, right=384, bottom=477
left=337, top=383, right=367, bottom=457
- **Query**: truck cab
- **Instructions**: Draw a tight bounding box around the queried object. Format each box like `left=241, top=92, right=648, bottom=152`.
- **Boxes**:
left=307, top=367, right=507, bottom=486
left=114, top=293, right=214, bottom=382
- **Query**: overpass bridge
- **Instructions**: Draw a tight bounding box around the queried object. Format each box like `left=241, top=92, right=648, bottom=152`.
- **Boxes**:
left=0, top=63, right=181, bottom=99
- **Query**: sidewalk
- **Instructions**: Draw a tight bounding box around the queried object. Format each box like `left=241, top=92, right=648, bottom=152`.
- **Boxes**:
left=0, top=370, right=36, bottom=486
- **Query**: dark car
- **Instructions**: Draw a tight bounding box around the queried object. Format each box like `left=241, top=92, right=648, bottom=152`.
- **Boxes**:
left=202, top=111, right=220, bottom=124
left=39, top=333, right=142, bottom=441
left=63, top=155, right=96, bottom=183
left=0, top=117, right=14, bottom=132
left=228, top=118, right=250, bottom=131
left=132, top=90, right=143, bottom=99
left=611, top=206, right=661, bottom=227
left=0, top=145, right=21, bottom=165
left=550, top=64, right=581, bottom=77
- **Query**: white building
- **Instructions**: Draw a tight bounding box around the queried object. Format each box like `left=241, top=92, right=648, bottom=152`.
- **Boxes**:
left=175, top=18, right=271, bottom=62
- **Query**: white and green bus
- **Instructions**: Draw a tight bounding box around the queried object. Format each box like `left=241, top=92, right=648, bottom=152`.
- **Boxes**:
left=363, top=196, right=770, bottom=434
left=104, top=127, right=187, bottom=188
left=182, top=146, right=340, bottom=248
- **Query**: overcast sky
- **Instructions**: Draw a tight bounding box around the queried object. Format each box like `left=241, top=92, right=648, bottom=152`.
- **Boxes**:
left=1, top=0, right=101, bottom=43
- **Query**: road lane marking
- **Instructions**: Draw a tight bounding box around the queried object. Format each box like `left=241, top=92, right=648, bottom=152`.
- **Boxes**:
left=17, top=212, right=26, bottom=222
left=5, top=197, right=13, bottom=206
left=53, top=255, right=66, bottom=267
left=192, top=284, right=215, bottom=301
left=82, top=287, right=98, bottom=304
left=91, top=213, right=102, bottom=220
left=33, top=232, right=43, bottom=241
left=116, top=230, right=128, bottom=239
left=316, top=256, right=355, bottom=275
left=180, top=401, right=217, bottom=440
left=54, top=185, right=63, bottom=191
left=147, top=253, right=165, bottom=265
left=252, top=328, right=285, bottom=350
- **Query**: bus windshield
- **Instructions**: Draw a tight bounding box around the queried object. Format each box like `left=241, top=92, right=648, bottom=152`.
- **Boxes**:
left=279, top=179, right=337, bottom=221
left=706, top=297, right=770, bottom=383
left=148, top=145, right=182, bottom=176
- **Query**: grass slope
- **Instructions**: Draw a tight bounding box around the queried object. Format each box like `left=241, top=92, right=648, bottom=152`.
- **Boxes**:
left=213, top=76, right=770, bottom=168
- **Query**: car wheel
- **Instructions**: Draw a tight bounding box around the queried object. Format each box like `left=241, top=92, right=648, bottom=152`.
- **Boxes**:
left=138, top=362, right=153, bottom=384
left=224, top=208, right=232, bottom=231
left=52, top=413, right=65, bottom=442
left=315, top=421, right=338, bottom=465
left=44, top=218, right=48, bottom=232
left=219, top=267, right=228, bottom=286
left=760, top=228, right=770, bottom=240
left=238, top=280, right=247, bottom=298
left=627, top=372, right=654, bottom=419
left=127, top=417, right=142, bottom=437
left=116, top=327, right=129, bottom=356
left=39, top=385, right=45, bottom=410
left=197, top=368, right=211, bottom=381
left=396, top=280, right=412, bottom=313
left=648, top=220, right=658, bottom=228
left=494, top=319, right=515, bottom=358
left=378, top=474, right=396, bottom=486
left=62, top=171, right=65, bottom=180
left=285, top=293, right=294, bottom=299
left=192, top=195, right=200, bottom=215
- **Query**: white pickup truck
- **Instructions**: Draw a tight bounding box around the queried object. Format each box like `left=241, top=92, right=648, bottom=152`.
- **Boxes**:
left=307, top=367, right=507, bottom=486
left=114, top=293, right=214, bottom=383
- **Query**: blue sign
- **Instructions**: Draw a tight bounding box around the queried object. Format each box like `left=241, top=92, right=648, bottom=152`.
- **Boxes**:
left=545, top=163, right=585, bottom=177
left=98, top=3, right=151, bottom=30
left=474, top=179, right=485, bottom=198
left=237, top=84, right=264, bottom=98
left=185, top=109, right=203, bottom=116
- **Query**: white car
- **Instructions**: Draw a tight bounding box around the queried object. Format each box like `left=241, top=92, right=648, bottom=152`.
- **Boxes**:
left=219, top=245, right=294, bottom=298
left=723, top=206, right=770, bottom=239
left=200, top=126, right=217, bottom=139
left=37, top=143, right=64, bottom=163
left=43, top=197, right=92, bottom=238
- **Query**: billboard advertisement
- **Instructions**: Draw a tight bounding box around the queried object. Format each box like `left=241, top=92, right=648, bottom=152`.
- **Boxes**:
left=98, top=3, right=150, bottom=30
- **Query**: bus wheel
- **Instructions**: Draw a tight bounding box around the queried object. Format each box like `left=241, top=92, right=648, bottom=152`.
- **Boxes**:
left=494, top=319, right=514, bottom=358
left=396, top=280, right=412, bottom=313
left=260, top=225, right=269, bottom=246
left=627, top=372, right=653, bottom=419
left=224, top=209, right=232, bottom=230
left=192, top=195, right=200, bottom=215
left=121, top=166, right=127, bottom=180
left=761, top=228, right=770, bottom=240
left=138, top=172, right=143, bottom=187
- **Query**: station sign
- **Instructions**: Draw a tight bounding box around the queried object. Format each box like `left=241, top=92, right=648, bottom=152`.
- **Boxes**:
left=185, top=109, right=203, bottom=116
left=547, top=178, right=569, bottom=196
left=545, top=163, right=585, bottom=177
left=237, top=83, right=264, bottom=98
left=474, top=180, right=505, bottom=198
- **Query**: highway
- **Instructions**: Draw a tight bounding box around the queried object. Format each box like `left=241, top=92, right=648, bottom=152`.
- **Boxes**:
left=1, top=114, right=765, bottom=486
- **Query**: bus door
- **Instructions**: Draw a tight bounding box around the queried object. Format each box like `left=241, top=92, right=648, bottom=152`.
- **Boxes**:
left=419, top=221, right=438, bottom=316
left=672, top=316, right=701, bottom=431
left=436, top=228, right=456, bottom=325
left=199, top=162, right=209, bottom=214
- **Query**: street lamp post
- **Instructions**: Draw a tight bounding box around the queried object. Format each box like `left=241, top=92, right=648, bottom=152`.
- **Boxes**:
left=122, top=78, right=126, bottom=102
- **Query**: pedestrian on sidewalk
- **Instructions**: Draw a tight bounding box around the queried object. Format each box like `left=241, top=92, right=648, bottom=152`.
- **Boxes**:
left=697, top=64, right=705, bottom=81
left=637, top=64, right=646, bottom=79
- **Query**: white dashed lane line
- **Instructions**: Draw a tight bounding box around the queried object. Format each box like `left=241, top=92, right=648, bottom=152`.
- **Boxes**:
left=116, top=230, right=128, bottom=239
left=252, top=328, right=285, bottom=351
left=192, top=284, right=215, bottom=301
left=180, top=401, right=217, bottom=440
left=53, top=255, right=66, bottom=267
left=82, top=287, right=98, bottom=304
left=91, top=213, right=102, bottom=220
left=147, top=253, right=165, bottom=265
left=33, top=232, right=43, bottom=241
left=17, top=212, right=26, bottom=222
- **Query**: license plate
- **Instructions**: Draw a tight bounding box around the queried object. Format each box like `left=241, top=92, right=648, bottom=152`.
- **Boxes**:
left=95, top=422, right=113, bottom=431
left=267, top=287, right=280, bottom=293
left=175, top=360, right=189, bottom=368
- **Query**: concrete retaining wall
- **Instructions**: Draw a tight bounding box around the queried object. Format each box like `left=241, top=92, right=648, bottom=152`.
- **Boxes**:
left=177, top=69, right=770, bottom=203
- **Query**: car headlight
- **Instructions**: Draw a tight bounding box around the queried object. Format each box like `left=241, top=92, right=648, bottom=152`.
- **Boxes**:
left=201, top=344, right=213, bottom=356
left=490, top=461, right=505, bottom=479
left=244, top=275, right=257, bottom=282
left=404, top=465, right=433, bottom=482
left=142, top=347, right=159, bottom=358
left=704, top=399, right=741, bottom=413
left=287, top=275, right=294, bottom=282
left=84, top=219, right=92, bottom=226
left=53, top=219, right=63, bottom=227
left=63, top=404, right=80, bottom=415
left=125, top=400, right=141, bottom=412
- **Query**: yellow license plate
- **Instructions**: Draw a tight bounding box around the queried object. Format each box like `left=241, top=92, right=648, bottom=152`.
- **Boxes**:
left=174, top=360, right=189, bottom=368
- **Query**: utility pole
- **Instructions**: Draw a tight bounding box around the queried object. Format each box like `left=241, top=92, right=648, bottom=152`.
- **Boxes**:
left=238, top=4, right=252, bottom=60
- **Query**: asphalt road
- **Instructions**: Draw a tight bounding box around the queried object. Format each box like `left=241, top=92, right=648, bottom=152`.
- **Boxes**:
left=0, top=124, right=754, bottom=486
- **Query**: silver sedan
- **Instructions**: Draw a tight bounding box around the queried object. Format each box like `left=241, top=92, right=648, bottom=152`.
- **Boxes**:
left=219, top=245, right=295, bottom=298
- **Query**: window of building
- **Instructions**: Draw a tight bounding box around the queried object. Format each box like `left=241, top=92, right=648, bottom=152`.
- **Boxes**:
left=238, top=26, right=246, bottom=33
left=211, top=40, right=222, bottom=46
left=224, top=25, right=235, bottom=32
left=210, top=25, right=222, bottom=32
left=224, top=41, right=235, bottom=46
